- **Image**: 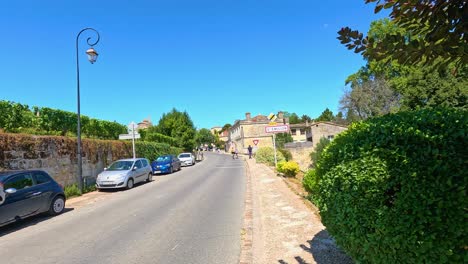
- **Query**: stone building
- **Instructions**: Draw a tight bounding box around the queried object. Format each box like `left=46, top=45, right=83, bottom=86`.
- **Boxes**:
left=289, top=122, right=312, bottom=142
left=210, top=126, right=229, bottom=142
left=285, top=121, right=348, bottom=170
left=229, top=112, right=289, bottom=153
left=137, top=118, right=153, bottom=130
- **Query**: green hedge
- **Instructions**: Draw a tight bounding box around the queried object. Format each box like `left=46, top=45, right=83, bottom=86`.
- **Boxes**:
left=0, top=100, right=127, bottom=139
left=315, top=108, right=467, bottom=263
left=135, top=141, right=182, bottom=162
left=255, top=147, right=285, bottom=166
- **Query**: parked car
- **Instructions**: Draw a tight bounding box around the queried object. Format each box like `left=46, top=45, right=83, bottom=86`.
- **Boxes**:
left=96, top=158, right=152, bottom=190
left=151, top=155, right=181, bottom=175
left=0, top=170, right=66, bottom=227
left=178, top=153, right=196, bottom=166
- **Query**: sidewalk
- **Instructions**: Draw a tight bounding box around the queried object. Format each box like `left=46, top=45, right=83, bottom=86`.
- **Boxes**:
left=240, top=157, right=353, bottom=264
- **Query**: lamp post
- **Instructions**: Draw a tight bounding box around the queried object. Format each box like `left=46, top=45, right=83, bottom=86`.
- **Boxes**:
left=76, top=28, right=100, bottom=194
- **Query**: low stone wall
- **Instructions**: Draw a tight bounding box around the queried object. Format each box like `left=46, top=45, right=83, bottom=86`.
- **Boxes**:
left=284, top=142, right=314, bottom=171
left=0, top=133, right=132, bottom=186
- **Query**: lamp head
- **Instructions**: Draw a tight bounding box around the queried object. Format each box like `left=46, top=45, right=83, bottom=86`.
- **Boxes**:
left=86, top=47, right=98, bottom=64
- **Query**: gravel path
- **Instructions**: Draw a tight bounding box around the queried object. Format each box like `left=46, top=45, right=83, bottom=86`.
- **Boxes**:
left=241, top=157, right=353, bottom=264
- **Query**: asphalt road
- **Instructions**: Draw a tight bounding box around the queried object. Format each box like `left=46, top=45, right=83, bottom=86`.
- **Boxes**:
left=0, top=152, right=245, bottom=264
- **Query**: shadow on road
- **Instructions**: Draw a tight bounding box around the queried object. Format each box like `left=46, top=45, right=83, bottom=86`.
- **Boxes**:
left=0, top=208, right=74, bottom=237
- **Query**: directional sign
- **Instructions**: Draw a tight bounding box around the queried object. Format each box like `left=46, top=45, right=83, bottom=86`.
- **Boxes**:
left=253, top=139, right=259, bottom=145
left=119, top=133, right=141, bottom=140
left=127, top=121, right=137, bottom=133
left=265, top=125, right=289, bottom=133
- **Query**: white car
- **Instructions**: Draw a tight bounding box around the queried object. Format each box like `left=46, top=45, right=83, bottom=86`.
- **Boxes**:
left=96, top=158, right=152, bottom=190
left=178, top=153, right=196, bottom=166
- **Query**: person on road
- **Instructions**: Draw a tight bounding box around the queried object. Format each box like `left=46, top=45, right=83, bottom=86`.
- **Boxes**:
left=247, top=145, right=253, bottom=159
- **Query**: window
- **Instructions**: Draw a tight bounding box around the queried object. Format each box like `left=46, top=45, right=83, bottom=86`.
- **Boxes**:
left=134, top=160, right=143, bottom=169
left=291, top=129, right=297, bottom=135
left=34, top=172, right=51, bottom=185
left=141, top=159, right=149, bottom=167
left=4, top=174, right=34, bottom=190
left=327, top=135, right=335, bottom=141
left=300, top=129, right=306, bottom=135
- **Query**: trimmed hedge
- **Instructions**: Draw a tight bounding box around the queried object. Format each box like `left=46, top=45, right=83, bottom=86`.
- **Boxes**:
left=315, top=108, right=467, bottom=263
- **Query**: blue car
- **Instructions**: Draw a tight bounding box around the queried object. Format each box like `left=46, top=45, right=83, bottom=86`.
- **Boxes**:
left=151, top=155, right=182, bottom=175
left=0, top=170, right=66, bottom=227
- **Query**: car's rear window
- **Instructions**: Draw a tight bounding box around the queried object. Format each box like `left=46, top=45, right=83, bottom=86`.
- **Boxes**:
left=179, top=154, right=190, bottom=158
left=108, top=161, right=134, bottom=171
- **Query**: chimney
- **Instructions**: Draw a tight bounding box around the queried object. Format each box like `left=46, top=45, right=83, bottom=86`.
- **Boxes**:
left=246, top=112, right=251, bottom=121
left=278, top=111, right=284, bottom=119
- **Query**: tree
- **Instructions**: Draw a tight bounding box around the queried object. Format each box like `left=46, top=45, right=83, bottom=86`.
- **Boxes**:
left=343, top=19, right=468, bottom=112
left=301, top=114, right=312, bottom=123
left=315, top=108, right=334, bottom=122
left=155, top=108, right=196, bottom=151
left=288, top=113, right=300, bottom=124
left=340, top=77, right=401, bottom=121
left=338, top=0, right=467, bottom=68
left=309, top=137, right=330, bottom=167
left=275, top=133, right=293, bottom=148
left=195, top=128, right=215, bottom=147
left=221, top=123, right=232, bottom=133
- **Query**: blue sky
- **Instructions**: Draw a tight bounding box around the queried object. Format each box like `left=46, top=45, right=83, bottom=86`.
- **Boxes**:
left=0, top=0, right=387, bottom=129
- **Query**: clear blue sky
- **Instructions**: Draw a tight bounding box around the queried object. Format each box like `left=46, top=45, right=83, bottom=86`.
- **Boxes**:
left=0, top=0, right=387, bottom=129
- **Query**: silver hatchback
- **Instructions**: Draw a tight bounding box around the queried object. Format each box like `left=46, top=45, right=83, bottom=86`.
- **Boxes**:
left=96, top=158, right=152, bottom=190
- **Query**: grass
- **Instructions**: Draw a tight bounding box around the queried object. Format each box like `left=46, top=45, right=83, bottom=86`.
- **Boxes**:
left=64, top=183, right=97, bottom=199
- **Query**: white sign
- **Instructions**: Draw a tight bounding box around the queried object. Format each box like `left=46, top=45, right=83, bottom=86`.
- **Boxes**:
left=127, top=122, right=137, bottom=133
left=119, top=133, right=141, bottom=140
left=265, top=125, right=289, bottom=133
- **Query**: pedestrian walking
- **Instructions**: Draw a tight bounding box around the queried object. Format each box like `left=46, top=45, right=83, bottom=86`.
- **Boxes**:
left=247, top=145, right=253, bottom=159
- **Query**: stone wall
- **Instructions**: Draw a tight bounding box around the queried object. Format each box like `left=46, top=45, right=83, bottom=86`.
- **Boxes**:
left=284, top=142, right=314, bottom=171
left=0, top=133, right=132, bottom=186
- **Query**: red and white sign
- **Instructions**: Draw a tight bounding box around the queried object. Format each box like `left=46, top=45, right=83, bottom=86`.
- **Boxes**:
left=265, top=124, right=289, bottom=133
left=253, top=139, right=259, bottom=145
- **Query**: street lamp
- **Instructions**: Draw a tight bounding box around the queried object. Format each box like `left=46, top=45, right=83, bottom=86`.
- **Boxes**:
left=76, top=28, right=100, bottom=194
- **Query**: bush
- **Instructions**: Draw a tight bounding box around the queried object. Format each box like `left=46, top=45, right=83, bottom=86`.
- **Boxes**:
left=64, top=184, right=81, bottom=199
left=278, top=148, right=292, bottom=161
left=309, top=137, right=330, bottom=167
left=276, top=160, right=287, bottom=173
left=281, top=161, right=300, bottom=177
left=302, top=169, right=318, bottom=195
left=255, top=147, right=285, bottom=166
left=315, top=108, right=467, bottom=263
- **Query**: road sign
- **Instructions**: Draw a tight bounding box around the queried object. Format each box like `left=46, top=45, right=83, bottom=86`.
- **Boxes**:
left=268, top=113, right=277, bottom=122
left=127, top=121, right=137, bottom=133
left=253, top=139, right=259, bottom=145
left=268, top=122, right=277, bottom=126
left=119, top=133, right=141, bottom=140
left=265, top=124, right=289, bottom=133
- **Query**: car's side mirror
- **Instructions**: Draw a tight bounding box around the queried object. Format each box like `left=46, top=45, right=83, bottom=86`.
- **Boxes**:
left=104, top=167, right=108, bottom=171
left=132, top=166, right=137, bottom=171
left=5, top=188, right=17, bottom=194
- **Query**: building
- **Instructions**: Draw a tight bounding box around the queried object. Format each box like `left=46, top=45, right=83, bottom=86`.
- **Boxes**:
left=229, top=112, right=289, bottom=153
left=289, top=122, right=312, bottom=142
left=309, top=121, right=347, bottom=144
left=210, top=126, right=229, bottom=144
left=137, top=118, right=153, bottom=130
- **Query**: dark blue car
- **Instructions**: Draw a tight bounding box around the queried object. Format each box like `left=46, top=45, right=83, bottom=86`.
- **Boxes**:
left=0, top=170, right=66, bottom=227
left=151, top=155, right=182, bottom=175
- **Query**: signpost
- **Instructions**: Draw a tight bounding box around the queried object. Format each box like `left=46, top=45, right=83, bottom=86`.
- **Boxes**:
left=253, top=139, right=259, bottom=146
left=118, top=121, right=139, bottom=159
left=265, top=123, right=290, bottom=167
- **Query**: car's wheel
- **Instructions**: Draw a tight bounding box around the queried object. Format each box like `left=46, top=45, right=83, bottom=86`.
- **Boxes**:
left=146, top=173, right=152, bottom=182
left=126, top=178, right=134, bottom=189
left=48, top=196, right=65, bottom=216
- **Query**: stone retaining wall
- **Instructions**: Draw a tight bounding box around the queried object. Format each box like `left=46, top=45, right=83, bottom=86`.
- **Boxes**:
left=0, top=133, right=132, bottom=186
